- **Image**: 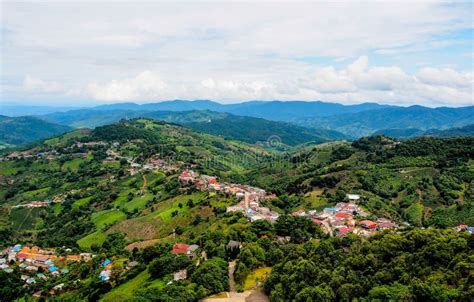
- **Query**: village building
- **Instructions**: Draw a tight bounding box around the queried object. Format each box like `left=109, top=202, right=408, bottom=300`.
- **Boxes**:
left=359, top=220, right=378, bottom=229
left=173, top=269, right=187, bottom=281
left=347, top=194, right=361, bottom=203
left=171, top=243, right=200, bottom=258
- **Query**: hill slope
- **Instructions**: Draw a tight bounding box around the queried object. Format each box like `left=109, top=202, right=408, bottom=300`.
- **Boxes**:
left=374, top=124, right=474, bottom=138
left=42, top=110, right=349, bottom=145
left=0, top=115, right=72, bottom=145
left=0, top=120, right=472, bottom=301
left=42, top=100, right=473, bottom=138
left=295, top=105, right=474, bottom=137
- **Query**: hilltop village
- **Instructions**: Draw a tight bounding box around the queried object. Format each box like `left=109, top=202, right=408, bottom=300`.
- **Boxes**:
left=3, top=138, right=471, bottom=241
left=0, top=244, right=93, bottom=289
left=176, top=169, right=403, bottom=238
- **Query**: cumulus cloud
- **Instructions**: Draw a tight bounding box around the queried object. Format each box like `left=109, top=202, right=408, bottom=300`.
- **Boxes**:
left=4, top=2, right=473, bottom=106
left=302, top=56, right=473, bottom=106
left=22, top=75, right=63, bottom=93
left=416, top=68, right=472, bottom=88
left=86, top=71, right=166, bottom=101
left=80, top=56, right=473, bottom=106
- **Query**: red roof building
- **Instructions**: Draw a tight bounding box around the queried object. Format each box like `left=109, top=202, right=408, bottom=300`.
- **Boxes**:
left=359, top=220, right=378, bottom=229
left=338, top=227, right=350, bottom=234
left=335, top=213, right=353, bottom=220
left=172, top=243, right=190, bottom=254
left=17, top=253, right=27, bottom=259
left=311, top=218, right=323, bottom=225
left=180, top=171, right=190, bottom=178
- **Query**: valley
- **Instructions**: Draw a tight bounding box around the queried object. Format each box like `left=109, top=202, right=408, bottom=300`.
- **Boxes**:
left=0, top=118, right=472, bottom=301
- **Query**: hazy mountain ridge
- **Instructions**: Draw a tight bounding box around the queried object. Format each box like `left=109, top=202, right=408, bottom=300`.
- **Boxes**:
left=374, top=124, right=474, bottom=138
left=42, top=109, right=349, bottom=146
left=0, top=115, right=72, bottom=145
left=41, top=100, right=474, bottom=138
left=294, top=105, right=474, bottom=137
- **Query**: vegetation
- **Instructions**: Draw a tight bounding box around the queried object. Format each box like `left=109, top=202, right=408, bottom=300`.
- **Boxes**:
left=0, top=115, right=71, bottom=145
left=264, top=229, right=473, bottom=301
left=0, top=118, right=472, bottom=301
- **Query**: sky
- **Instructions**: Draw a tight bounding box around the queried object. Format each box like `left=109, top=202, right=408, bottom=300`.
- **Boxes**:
left=1, top=1, right=473, bottom=107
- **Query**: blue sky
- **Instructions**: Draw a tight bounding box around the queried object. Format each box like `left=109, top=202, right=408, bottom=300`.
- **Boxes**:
left=0, top=1, right=473, bottom=107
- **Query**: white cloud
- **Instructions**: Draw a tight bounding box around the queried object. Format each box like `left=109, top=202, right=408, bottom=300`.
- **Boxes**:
left=302, top=56, right=473, bottom=106
left=80, top=56, right=473, bottom=106
left=416, top=67, right=472, bottom=88
left=86, top=71, right=166, bottom=101
left=22, top=75, right=63, bottom=93
left=3, top=2, right=473, bottom=106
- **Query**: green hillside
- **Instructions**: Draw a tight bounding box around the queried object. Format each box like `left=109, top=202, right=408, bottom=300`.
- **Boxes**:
left=0, top=115, right=72, bottom=145
left=43, top=109, right=348, bottom=145
left=0, top=120, right=472, bottom=301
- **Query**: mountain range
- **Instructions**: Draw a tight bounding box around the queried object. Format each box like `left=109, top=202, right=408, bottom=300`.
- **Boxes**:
left=1, top=100, right=473, bottom=146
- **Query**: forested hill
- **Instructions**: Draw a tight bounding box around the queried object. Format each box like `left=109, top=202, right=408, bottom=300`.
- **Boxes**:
left=42, top=109, right=349, bottom=146
left=0, top=118, right=472, bottom=301
left=246, top=136, right=474, bottom=227
left=129, top=110, right=348, bottom=145
left=373, top=124, right=474, bottom=138
left=0, top=115, right=71, bottom=146
left=37, top=100, right=474, bottom=138
left=295, top=105, right=474, bottom=137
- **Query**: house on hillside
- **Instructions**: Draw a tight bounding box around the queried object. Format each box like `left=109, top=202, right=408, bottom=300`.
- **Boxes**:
left=178, top=170, right=196, bottom=184
left=171, top=243, right=199, bottom=258
left=347, top=194, right=361, bottom=203
left=359, top=220, right=377, bottom=229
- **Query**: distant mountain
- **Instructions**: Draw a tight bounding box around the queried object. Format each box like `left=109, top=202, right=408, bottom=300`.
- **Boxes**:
left=372, top=128, right=425, bottom=138
left=159, top=111, right=349, bottom=145
left=425, top=124, right=474, bottom=137
left=42, top=109, right=348, bottom=146
left=0, top=115, right=72, bottom=145
left=226, top=101, right=390, bottom=121
left=35, top=100, right=474, bottom=139
left=0, top=105, right=81, bottom=116
left=92, top=100, right=390, bottom=120
left=375, top=124, right=474, bottom=138
left=296, top=105, right=474, bottom=137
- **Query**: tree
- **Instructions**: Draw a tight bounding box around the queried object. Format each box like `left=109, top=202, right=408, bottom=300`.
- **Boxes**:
left=149, top=254, right=191, bottom=279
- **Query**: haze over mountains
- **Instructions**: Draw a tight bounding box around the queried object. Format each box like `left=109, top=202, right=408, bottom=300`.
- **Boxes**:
left=1, top=100, right=473, bottom=146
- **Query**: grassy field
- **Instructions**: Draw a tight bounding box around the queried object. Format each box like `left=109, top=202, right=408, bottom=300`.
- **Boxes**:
left=20, top=187, right=51, bottom=200
left=144, top=192, right=205, bottom=222
left=405, top=202, right=424, bottom=226
left=113, top=189, right=135, bottom=208
left=122, top=193, right=154, bottom=212
left=77, top=231, right=107, bottom=249
left=244, top=267, right=272, bottom=290
left=44, top=129, right=90, bottom=147
left=0, top=161, right=20, bottom=176
left=11, top=207, right=45, bottom=232
left=92, top=209, right=126, bottom=229
left=100, top=270, right=165, bottom=302
left=303, top=189, right=329, bottom=210
left=62, top=158, right=84, bottom=172
left=73, top=196, right=92, bottom=209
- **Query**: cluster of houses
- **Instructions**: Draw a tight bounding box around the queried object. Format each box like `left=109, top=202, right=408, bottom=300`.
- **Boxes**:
left=99, top=259, right=113, bottom=281
left=129, top=155, right=182, bottom=176
left=455, top=224, right=474, bottom=234
left=99, top=258, right=139, bottom=281
left=0, top=148, right=59, bottom=161
left=0, top=244, right=94, bottom=286
left=178, top=170, right=279, bottom=223
left=292, top=195, right=398, bottom=237
left=12, top=195, right=64, bottom=209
